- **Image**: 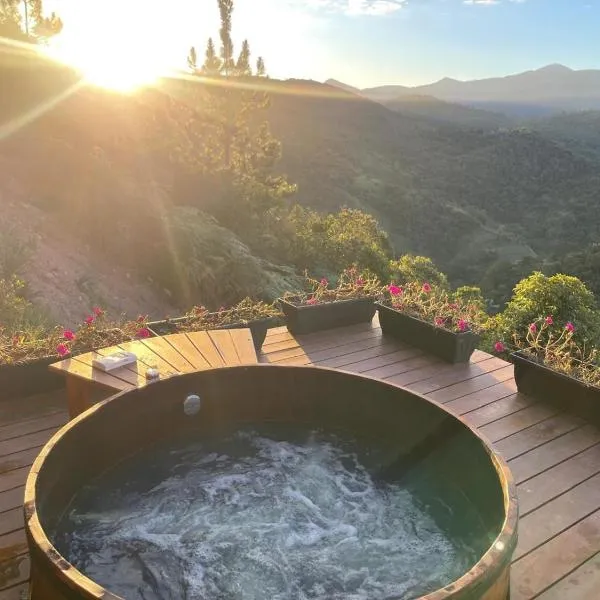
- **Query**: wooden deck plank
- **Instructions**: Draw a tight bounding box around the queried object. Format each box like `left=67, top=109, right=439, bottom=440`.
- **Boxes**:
left=0, top=553, right=28, bottom=591
left=114, top=341, right=181, bottom=378
left=0, top=530, right=26, bottom=563
left=48, top=357, right=129, bottom=391
left=518, top=443, right=600, bottom=516
left=514, top=473, right=600, bottom=561
left=511, top=509, right=600, bottom=599
left=1, top=319, right=599, bottom=598
left=0, top=582, right=28, bottom=599
left=0, top=510, right=22, bottom=537
left=494, top=414, right=587, bottom=461
left=535, top=552, right=600, bottom=600
left=478, top=404, right=561, bottom=443
left=462, top=394, right=533, bottom=428
left=186, top=331, right=225, bottom=368
left=508, top=424, right=600, bottom=484
left=228, top=329, right=258, bottom=364
left=0, top=412, right=66, bottom=444
left=161, top=333, right=212, bottom=371
left=207, top=330, right=242, bottom=366
left=140, top=336, right=199, bottom=373
left=0, top=390, right=65, bottom=426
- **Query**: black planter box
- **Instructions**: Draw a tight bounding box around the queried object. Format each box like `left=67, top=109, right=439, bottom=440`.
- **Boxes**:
left=147, top=316, right=277, bottom=353
left=0, top=356, right=64, bottom=401
left=512, top=351, right=600, bottom=425
left=376, top=303, right=479, bottom=363
left=278, top=297, right=376, bottom=335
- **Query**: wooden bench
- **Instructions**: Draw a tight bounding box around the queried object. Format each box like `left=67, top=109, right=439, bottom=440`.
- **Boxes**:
left=49, top=329, right=258, bottom=420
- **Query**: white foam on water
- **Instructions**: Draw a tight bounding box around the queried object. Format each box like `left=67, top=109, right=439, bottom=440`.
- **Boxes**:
left=54, top=430, right=474, bottom=600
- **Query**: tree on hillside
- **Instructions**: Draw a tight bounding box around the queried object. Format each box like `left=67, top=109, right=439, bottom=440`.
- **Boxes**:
left=187, top=46, right=197, bottom=71
left=183, top=0, right=295, bottom=238
left=202, top=37, right=221, bottom=75
left=256, top=56, right=266, bottom=77
left=0, top=0, right=61, bottom=41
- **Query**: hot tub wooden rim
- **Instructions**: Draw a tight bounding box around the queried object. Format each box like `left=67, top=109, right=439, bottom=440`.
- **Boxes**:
left=24, top=364, right=519, bottom=600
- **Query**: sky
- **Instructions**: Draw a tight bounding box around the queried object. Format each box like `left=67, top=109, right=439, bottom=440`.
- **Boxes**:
left=44, top=0, right=600, bottom=88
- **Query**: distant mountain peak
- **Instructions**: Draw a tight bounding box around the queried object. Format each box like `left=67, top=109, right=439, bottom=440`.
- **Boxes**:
left=536, top=63, right=572, bottom=73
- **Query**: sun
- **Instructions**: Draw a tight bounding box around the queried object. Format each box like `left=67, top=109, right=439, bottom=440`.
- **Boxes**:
left=42, top=0, right=182, bottom=92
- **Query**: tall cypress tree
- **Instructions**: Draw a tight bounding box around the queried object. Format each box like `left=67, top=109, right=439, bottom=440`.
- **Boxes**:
left=202, top=38, right=222, bottom=75
left=256, top=57, right=266, bottom=77
left=187, top=46, right=197, bottom=72
left=218, top=0, right=234, bottom=76
left=235, top=39, right=251, bottom=76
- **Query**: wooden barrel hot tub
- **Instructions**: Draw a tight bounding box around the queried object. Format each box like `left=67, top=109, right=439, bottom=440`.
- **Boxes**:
left=25, top=365, right=518, bottom=600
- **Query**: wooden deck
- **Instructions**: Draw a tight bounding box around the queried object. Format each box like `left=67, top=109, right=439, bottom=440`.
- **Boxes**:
left=2, top=320, right=600, bottom=599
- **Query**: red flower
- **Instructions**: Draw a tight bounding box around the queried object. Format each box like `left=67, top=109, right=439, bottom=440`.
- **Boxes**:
left=565, top=321, right=575, bottom=333
left=92, top=307, right=104, bottom=316
left=306, top=296, right=318, bottom=305
left=356, top=278, right=365, bottom=287
left=457, top=319, right=468, bottom=332
left=85, top=315, right=95, bottom=325
left=529, top=323, right=537, bottom=333
left=136, top=327, right=151, bottom=339
left=434, top=317, right=445, bottom=327
left=387, top=284, right=402, bottom=296
left=137, top=315, right=147, bottom=323
left=56, top=343, right=70, bottom=357
left=422, top=283, right=432, bottom=293
left=320, top=278, right=328, bottom=287
left=63, top=329, right=75, bottom=341
left=494, top=341, right=505, bottom=353
left=545, top=315, right=553, bottom=325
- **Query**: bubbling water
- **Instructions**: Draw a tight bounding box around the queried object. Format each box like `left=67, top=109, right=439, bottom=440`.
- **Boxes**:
left=53, top=428, right=476, bottom=600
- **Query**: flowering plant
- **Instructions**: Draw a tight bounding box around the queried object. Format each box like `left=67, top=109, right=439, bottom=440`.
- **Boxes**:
left=0, top=308, right=151, bottom=364
left=493, top=316, right=600, bottom=387
left=176, top=297, right=281, bottom=332
left=379, top=281, right=485, bottom=334
left=283, top=266, right=380, bottom=306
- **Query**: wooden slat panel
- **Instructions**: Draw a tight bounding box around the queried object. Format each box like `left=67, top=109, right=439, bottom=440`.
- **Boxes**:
left=535, top=551, right=600, bottom=599
left=0, top=468, right=28, bottom=495
left=511, top=509, right=600, bottom=600
left=508, top=424, right=600, bottom=484
left=113, top=341, right=180, bottom=378
left=316, top=341, right=409, bottom=370
left=442, top=379, right=518, bottom=413
left=366, top=354, right=442, bottom=380
left=478, top=404, right=560, bottom=443
left=0, top=413, right=66, bottom=444
left=514, top=473, right=600, bottom=560
left=48, top=357, right=129, bottom=391
left=494, top=413, right=586, bottom=461
left=264, top=326, right=381, bottom=354
left=207, top=331, right=241, bottom=366
left=186, top=332, right=225, bottom=368
left=0, top=510, right=22, bottom=537
left=140, top=337, right=197, bottom=373
left=227, top=329, right=258, bottom=364
left=346, top=347, right=423, bottom=374
left=161, top=333, right=211, bottom=371
left=518, top=443, right=600, bottom=516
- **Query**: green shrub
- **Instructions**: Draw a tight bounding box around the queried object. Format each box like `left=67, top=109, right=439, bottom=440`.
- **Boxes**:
left=388, top=255, right=448, bottom=288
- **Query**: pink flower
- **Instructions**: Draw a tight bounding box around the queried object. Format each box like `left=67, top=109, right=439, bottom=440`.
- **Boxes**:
left=306, top=296, right=318, bottom=305
left=93, top=307, right=103, bottom=316
left=545, top=315, right=553, bottom=325
left=434, top=317, right=445, bottom=327
left=388, top=284, right=402, bottom=296
left=494, top=341, right=505, bottom=353
left=529, top=323, right=537, bottom=333
left=565, top=321, right=575, bottom=333
left=136, top=327, right=151, bottom=339
left=448, top=303, right=459, bottom=310
left=56, top=343, right=70, bottom=357
left=85, top=315, right=95, bottom=325
left=320, top=278, right=328, bottom=287
left=218, top=306, right=226, bottom=312
left=63, top=329, right=75, bottom=341
left=356, top=278, right=365, bottom=287
left=457, top=319, right=468, bottom=332
left=137, top=315, right=147, bottom=323
left=422, top=283, right=432, bottom=293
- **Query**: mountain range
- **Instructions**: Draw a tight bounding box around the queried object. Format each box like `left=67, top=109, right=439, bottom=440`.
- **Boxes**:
left=327, top=64, right=600, bottom=118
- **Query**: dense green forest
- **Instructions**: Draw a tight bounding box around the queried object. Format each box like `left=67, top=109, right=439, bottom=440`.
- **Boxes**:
left=2, top=0, right=600, bottom=331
